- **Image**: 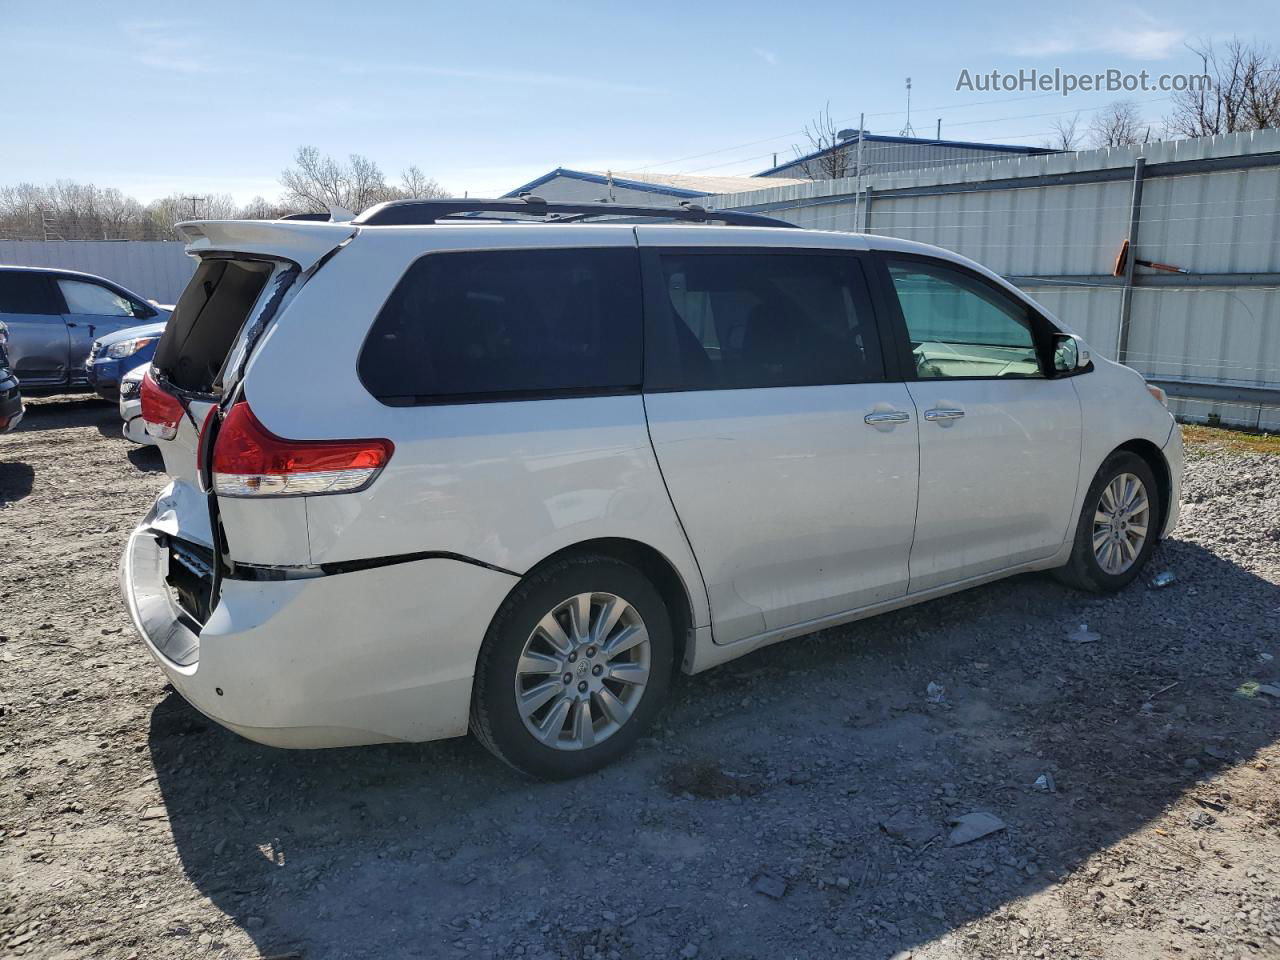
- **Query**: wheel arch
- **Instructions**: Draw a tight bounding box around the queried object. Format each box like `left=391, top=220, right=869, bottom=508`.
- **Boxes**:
left=1112, top=438, right=1172, bottom=539
left=512, top=538, right=698, bottom=675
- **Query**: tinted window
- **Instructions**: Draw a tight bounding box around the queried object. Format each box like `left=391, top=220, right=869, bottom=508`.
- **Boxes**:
left=0, top=272, right=58, bottom=315
left=359, top=248, right=641, bottom=402
left=57, top=279, right=140, bottom=317
left=646, top=252, right=882, bottom=391
left=886, top=258, right=1042, bottom=379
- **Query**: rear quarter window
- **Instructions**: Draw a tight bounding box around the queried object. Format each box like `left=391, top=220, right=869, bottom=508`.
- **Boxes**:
left=358, top=247, right=642, bottom=403
left=0, top=272, right=60, bottom=315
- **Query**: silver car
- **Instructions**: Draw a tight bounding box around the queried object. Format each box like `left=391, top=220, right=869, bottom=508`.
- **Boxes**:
left=118, top=362, right=153, bottom=445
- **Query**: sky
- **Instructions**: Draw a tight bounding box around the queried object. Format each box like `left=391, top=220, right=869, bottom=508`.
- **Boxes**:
left=1, top=0, right=1275, bottom=205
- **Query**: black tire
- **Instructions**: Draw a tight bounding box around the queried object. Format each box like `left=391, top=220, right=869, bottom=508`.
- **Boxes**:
left=1054, top=450, right=1161, bottom=593
left=470, top=554, right=674, bottom=779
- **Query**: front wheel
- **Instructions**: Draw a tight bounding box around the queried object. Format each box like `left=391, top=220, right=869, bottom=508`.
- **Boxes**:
left=1055, top=450, right=1161, bottom=592
left=470, top=555, right=673, bottom=779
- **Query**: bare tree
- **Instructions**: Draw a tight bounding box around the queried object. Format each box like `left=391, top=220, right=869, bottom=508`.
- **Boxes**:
left=1089, top=101, right=1144, bottom=147
left=792, top=104, right=852, bottom=180
left=280, top=146, right=351, bottom=212
left=280, top=146, right=449, bottom=213
left=1046, top=113, right=1083, bottom=151
left=0, top=157, right=448, bottom=241
left=0, top=180, right=153, bottom=240
left=400, top=165, right=447, bottom=200
left=98, top=188, right=145, bottom=240
left=1166, top=37, right=1280, bottom=138
left=0, top=181, right=307, bottom=241
left=144, top=193, right=241, bottom=239
left=0, top=183, right=51, bottom=239
left=240, top=195, right=291, bottom=221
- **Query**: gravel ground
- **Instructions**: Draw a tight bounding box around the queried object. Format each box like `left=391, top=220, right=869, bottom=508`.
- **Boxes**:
left=2, top=397, right=1279, bottom=960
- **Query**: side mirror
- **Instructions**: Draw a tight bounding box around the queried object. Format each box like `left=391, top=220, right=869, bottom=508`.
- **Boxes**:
left=1053, top=333, right=1090, bottom=373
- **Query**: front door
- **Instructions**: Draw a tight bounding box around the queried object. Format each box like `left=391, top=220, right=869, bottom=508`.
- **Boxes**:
left=54, top=276, right=152, bottom=380
left=876, top=254, right=1082, bottom=593
left=0, top=271, right=71, bottom=386
left=640, top=245, right=920, bottom=644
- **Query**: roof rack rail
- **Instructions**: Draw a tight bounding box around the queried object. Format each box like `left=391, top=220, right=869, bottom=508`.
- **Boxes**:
left=350, top=196, right=797, bottom=229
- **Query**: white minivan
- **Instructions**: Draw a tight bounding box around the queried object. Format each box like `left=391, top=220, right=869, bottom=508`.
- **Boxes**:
left=122, top=198, right=1182, bottom=779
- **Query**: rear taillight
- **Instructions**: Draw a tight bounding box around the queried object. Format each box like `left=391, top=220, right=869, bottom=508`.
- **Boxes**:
left=211, top=401, right=393, bottom=497
left=140, top=371, right=184, bottom=440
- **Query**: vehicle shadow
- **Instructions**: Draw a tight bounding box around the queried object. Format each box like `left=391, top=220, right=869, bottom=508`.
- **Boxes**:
left=0, top=461, right=34, bottom=504
left=150, top=540, right=1280, bottom=959
left=126, top=445, right=165, bottom=472
left=10, top=395, right=115, bottom=434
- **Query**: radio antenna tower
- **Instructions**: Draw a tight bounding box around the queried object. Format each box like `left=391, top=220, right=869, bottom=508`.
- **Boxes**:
left=900, top=77, right=916, bottom=137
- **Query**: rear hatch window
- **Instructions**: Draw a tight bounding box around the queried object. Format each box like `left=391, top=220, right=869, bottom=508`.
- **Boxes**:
left=153, top=258, right=276, bottom=394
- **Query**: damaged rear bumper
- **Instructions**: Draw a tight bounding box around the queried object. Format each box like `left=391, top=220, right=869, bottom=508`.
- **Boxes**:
left=120, top=521, right=519, bottom=748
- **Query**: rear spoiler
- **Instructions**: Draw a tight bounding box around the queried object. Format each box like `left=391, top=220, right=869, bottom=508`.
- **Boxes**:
left=175, top=219, right=357, bottom=273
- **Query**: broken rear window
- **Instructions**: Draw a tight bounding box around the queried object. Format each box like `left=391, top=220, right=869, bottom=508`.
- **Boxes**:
left=154, top=258, right=275, bottom=393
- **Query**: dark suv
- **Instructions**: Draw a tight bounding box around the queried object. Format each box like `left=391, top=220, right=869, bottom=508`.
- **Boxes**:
left=0, top=321, right=23, bottom=432
left=0, top=266, right=168, bottom=393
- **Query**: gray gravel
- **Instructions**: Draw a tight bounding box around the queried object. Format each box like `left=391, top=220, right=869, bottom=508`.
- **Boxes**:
left=2, top=399, right=1279, bottom=960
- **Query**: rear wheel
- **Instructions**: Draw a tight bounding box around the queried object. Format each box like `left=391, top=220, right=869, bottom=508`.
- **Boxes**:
left=470, top=555, right=673, bottom=779
left=1055, top=450, right=1161, bottom=592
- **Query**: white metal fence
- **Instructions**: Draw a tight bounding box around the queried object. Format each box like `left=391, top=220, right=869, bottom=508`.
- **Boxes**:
left=704, top=129, right=1280, bottom=430
left=0, top=240, right=194, bottom=304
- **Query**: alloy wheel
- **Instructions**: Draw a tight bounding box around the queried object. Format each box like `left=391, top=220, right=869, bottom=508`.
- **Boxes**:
left=513, top=592, right=651, bottom=751
left=1092, top=472, right=1150, bottom=575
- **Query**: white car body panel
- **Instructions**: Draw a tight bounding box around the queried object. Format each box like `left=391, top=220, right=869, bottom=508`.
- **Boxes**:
left=241, top=227, right=710, bottom=628
left=175, top=219, right=356, bottom=272
left=904, top=377, right=1082, bottom=592
left=645, top=384, right=919, bottom=643
left=120, top=218, right=1182, bottom=749
left=122, top=525, right=516, bottom=746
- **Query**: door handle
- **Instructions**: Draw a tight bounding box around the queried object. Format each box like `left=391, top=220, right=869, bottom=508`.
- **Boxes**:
left=924, top=407, right=965, bottom=422
left=864, top=410, right=911, bottom=425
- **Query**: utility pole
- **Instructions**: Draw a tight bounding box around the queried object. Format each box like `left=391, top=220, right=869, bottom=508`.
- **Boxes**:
left=182, top=196, right=206, bottom=218
left=899, top=78, right=916, bottom=137
left=936, top=118, right=942, bottom=141
left=853, top=112, right=866, bottom=230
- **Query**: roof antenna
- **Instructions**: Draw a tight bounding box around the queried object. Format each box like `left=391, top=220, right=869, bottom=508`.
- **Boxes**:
left=899, top=77, right=916, bottom=137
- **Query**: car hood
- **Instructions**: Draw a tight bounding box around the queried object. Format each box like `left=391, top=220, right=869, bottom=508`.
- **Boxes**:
left=94, top=320, right=168, bottom=348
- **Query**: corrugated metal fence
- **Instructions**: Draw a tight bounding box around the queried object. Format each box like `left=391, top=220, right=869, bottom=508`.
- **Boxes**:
left=0, top=240, right=194, bottom=304
left=705, top=129, right=1280, bottom=430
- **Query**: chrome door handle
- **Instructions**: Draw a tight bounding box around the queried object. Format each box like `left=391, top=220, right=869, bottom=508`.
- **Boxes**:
left=924, top=408, right=965, bottom=422
left=864, top=411, right=911, bottom=425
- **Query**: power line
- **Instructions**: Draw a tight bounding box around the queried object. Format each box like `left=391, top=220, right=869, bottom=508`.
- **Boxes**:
left=639, top=91, right=1082, bottom=172
left=650, top=95, right=1177, bottom=178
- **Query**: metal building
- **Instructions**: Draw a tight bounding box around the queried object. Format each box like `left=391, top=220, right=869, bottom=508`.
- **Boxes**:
left=698, top=128, right=1280, bottom=430
left=759, top=132, right=1055, bottom=181
left=503, top=168, right=806, bottom=204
